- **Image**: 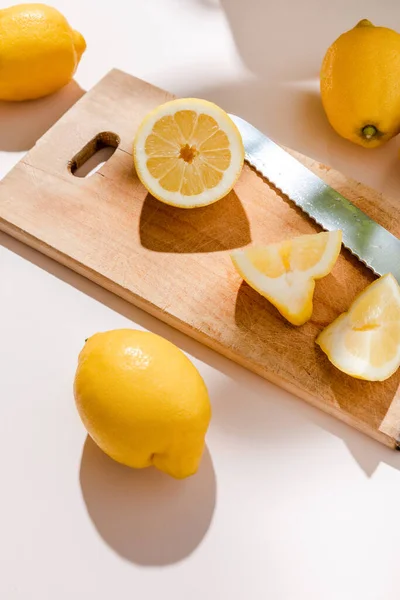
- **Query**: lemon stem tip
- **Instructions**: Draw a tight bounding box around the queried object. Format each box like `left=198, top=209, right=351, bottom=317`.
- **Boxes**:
left=356, top=19, right=374, bottom=28
left=362, top=125, right=378, bottom=140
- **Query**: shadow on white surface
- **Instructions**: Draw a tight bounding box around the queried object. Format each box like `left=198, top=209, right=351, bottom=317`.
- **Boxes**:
left=2, top=233, right=400, bottom=479
left=186, top=78, right=400, bottom=199
left=0, top=80, right=85, bottom=152
left=197, top=0, right=221, bottom=8
left=219, top=0, right=400, bottom=82
left=79, top=436, right=216, bottom=565
left=194, top=0, right=400, bottom=198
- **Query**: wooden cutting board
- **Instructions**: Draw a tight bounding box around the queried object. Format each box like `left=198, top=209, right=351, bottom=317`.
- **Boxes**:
left=1, top=69, right=399, bottom=448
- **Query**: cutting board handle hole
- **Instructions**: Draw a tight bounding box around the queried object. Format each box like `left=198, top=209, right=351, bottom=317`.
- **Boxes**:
left=69, top=132, right=120, bottom=178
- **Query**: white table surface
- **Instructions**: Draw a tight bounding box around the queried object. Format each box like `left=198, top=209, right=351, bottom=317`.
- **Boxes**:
left=1, top=1, right=400, bottom=598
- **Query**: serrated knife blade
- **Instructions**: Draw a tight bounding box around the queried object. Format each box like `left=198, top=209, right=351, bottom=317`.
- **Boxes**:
left=230, top=114, right=400, bottom=283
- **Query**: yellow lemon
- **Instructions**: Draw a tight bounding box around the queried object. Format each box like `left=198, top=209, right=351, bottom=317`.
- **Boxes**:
left=320, top=19, right=400, bottom=147
left=317, top=274, right=400, bottom=381
left=73, top=329, right=211, bottom=479
left=231, top=230, right=342, bottom=326
left=133, top=98, right=244, bottom=208
left=0, top=3, right=86, bottom=101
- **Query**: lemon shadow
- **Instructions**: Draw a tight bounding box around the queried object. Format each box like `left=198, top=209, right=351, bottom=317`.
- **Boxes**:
left=139, top=189, right=251, bottom=253
left=234, top=279, right=306, bottom=351
left=313, top=344, right=400, bottom=436
left=79, top=436, right=217, bottom=566
left=234, top=277, right=400, bottom=466
left=0, top=80, right=85, bottom=152
left=3, top=232, right=400, bottom=477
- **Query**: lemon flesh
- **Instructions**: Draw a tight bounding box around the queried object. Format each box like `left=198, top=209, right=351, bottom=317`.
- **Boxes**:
left=133, top=98, right=244, bottom=208
left=317, top=274, right=400, bottom=381
left=231, top=230, right=342, bottom=326
left=74, top=329, right=211, bottom=479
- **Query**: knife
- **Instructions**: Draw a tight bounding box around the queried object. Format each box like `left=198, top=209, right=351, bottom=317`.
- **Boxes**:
left=229, top=114, right=400, bottom=283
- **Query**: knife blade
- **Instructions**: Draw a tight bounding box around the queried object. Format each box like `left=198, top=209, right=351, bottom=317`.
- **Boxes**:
left=230, top=114, right=400, bottom=283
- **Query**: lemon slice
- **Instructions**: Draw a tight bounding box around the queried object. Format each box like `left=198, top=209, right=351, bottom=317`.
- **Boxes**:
left=231, top=230, right=342, bottom=326
left=317, top=273, right=400, bottom=381
left=133, top=98, right=244, bottom=208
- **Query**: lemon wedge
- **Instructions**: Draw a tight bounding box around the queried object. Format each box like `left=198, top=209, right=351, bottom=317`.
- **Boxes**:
left=317, top=273, right=400, bottom=381
left=231, top=230, right=342, bottom=326
left=133, top=98, right=244, bottom=208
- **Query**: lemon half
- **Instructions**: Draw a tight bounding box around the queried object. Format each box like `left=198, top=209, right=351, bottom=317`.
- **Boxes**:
left=133, top=98, right=244, bottom=208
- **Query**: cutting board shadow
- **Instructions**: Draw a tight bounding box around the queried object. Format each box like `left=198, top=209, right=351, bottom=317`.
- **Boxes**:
left=0, top=69, right=399, bottom=448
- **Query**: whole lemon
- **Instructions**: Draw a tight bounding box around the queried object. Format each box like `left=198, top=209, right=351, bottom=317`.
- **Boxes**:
left=320, top=19, right=400, bottom=147
left=74, top=329, right=211, bottom=479
left=0, top=3, right=86, bottom=101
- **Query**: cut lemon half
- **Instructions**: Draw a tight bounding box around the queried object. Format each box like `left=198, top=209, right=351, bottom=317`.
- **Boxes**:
left=317, top=273, right=400, bottom=381
left=231, top=230, right=342, bottom=326
left=133, top=98, right=244, bottom=208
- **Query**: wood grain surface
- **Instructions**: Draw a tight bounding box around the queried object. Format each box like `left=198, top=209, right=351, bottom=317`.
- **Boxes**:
left=1, top=69, right=399, bottom=448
